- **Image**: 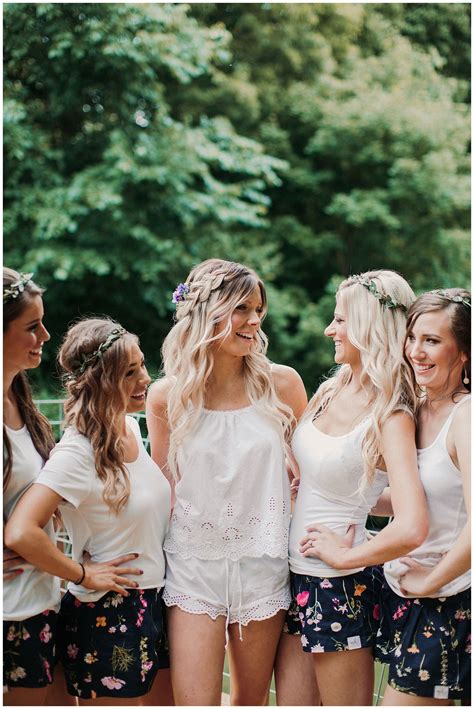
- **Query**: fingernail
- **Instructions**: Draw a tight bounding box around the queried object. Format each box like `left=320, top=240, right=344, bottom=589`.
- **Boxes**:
left=140, top=570, right=144, bottom=575
left=134, top=553, right=139, bottom=558
left=17, top=569, right=24, bottom=574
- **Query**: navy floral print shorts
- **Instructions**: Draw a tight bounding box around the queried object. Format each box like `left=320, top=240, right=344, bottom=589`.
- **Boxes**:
left=376, top=581, right=471, bottom=700
left=3, top=609, right=58, bottom=688
left=286, top=566, right=383, bottom=653
left=58, top=587, right=169, bottom=699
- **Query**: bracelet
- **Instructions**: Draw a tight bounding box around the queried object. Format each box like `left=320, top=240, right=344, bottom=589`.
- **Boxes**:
left=73, top=562, right=86, bottom=586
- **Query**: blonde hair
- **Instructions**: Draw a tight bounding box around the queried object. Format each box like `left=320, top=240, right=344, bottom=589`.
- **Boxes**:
left=304, top=270, right=416, bottom=484
left=161, top=258, right=295, bottom=478
left=59, top=317, right=138, bottom=514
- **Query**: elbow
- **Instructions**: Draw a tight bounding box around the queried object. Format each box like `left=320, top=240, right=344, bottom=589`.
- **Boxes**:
left=4, top=521, right=29, bottom=554
left=399, top=518, right=429, bottom=552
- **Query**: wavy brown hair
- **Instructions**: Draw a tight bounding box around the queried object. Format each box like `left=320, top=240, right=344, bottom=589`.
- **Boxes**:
left=59, top=317, right=139, bottom=514
left=3, top=267, right=55, bottom=492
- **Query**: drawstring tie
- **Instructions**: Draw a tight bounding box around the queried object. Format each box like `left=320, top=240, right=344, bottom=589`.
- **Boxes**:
left=224, top=558, right=244, bottom=645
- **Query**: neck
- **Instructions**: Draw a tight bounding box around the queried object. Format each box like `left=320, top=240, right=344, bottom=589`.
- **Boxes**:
left=207, top=351, right=245, bottom=391
left=425, top=385, right=468, bottom=409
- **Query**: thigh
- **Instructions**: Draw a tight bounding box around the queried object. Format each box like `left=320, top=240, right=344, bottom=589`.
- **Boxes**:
left=313, top=646, right=374, bottom=706
left=3, top=686, right=49, bottom=706
left=274, top=632, right=320, bottom=706
left=382, top=685, right=452, bottom=706
left=167, top=606, right=226, bottom=706
left=227, top=609, right=286, bottom=706
left=141, top=669, right=174, bottom=706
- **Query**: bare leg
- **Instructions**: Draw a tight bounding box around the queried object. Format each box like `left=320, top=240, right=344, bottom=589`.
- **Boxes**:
left=313, top=647, right=374, bottom=706
left=167, top=607, right=226, bottom=705
left=142, top=668, right=175, bottom=706
left=274, top=632, right=320, bottom=706
left=382, top=685, right=453, bottom=706
left=3, top=686, right=49, bottom=706
left=45, top=662, right=77, bottom=705
left=227, top=610, right=285, bottom=706
left=78, top=697, right=142, bottom=706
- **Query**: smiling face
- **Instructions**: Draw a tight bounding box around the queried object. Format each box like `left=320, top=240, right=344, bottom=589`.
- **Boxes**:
left=3, top=294, right=50, bottom=376
left=405, top=309, right=467, bottom=394
left=214, top=285, right=264, bottom=358
left=122, top=342, right=151, bottom=413
left=324, top=296, right=361, bottom=368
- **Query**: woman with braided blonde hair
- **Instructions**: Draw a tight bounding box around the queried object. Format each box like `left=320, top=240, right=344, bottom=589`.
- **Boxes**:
left=282, top=269, right=429, bottom=706
left=146, top=258, right=308, bottom=705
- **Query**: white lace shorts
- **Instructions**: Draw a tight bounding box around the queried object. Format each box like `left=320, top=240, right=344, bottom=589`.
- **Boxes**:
left=163, top=553, right=291, bottom=628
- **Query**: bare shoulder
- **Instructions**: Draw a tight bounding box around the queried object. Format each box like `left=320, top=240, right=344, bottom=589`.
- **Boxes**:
left=272, top=363, right=304, bottom=393
left=382, top=408, right=416, bottom=436
left=147, top=377, right=172, bottom=414
left=271, top=363, right=308, bottom=419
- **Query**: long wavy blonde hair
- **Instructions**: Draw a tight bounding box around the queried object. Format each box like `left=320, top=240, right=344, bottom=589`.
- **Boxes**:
left=161, top=258, right=295, bottom=479
left=304, top=270, right=416, bottom=485
left=59, top=317, right=138, bottom=513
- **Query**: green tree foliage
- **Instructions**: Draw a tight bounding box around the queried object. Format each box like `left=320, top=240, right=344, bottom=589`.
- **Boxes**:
left=4, top=3, right=470, bottom=394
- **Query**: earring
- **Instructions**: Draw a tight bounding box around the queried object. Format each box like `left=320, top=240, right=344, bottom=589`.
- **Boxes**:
left=463, top=366, right=470, bottom=385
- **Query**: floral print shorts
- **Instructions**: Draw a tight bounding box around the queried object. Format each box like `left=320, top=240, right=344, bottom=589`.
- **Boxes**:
left=3, top=609, right=57, bottom=688
left=376, top=582, right=471, bottom=700
left=58, top=587, right=169, bottom=699
left=285, top=566, right=383, bottom=653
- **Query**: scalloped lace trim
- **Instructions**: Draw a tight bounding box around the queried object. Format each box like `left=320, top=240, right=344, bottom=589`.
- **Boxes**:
left=162, top=589, right=291, bottom=626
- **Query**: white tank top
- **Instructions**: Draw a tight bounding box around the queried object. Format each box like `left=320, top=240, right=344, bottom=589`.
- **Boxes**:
left=163, top=405, right=291, bottom=561
left=289, top=416, right=387, bottom=577
left=384, top=396, right=471, bottom=598
left=4, top=425, right=61, bottom=621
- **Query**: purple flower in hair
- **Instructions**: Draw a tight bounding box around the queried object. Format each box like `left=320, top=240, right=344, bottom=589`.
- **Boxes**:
left=172, top=282, right=190, bottom=305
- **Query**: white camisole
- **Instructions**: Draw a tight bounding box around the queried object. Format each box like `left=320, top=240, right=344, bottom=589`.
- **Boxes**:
left=384, top=396, right=470, bottom=598
left=164, top=405, right=291, bottom=561
left=289, top=416, right=387, bottom=577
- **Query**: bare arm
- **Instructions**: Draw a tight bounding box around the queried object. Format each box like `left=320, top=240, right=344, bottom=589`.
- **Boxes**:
left=301, top=411, right=429, bottom=569
left=370, top=486, right=392, bottom=517
left=146, top=378, right=175, bottom=506
left=5, top=483, right=142, bottom=596
left=273, top=364, right=308, bottom=493
left=399, top=403, right=470, bottom=596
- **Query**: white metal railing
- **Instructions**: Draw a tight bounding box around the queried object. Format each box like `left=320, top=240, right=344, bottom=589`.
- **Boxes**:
left=35, top=398, right=387, bottom=705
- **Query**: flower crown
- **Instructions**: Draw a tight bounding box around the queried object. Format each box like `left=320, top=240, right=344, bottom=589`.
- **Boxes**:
left=3, top=272, right=35, bottom=304
left=172, top=282, right=190, bottom=305
left=431, top=289, right=471, bottom=309
left=71, top=327, right=126, bottom=376
left=351, top=275, right=408, bottom=313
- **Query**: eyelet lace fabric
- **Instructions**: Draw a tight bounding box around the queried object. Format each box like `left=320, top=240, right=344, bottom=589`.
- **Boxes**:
left=162, top=589, right=291, bottom=626
left=164, top=406, right=291, bottom=561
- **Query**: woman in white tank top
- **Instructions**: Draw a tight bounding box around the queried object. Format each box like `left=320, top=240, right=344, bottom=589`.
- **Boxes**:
left=146, top=259, right=309, bottom=706
left=375, top=289, right=471, bottom=705
left=280, top=270, right=429, bottom=706
left=3, top=267, right=66, bottom=707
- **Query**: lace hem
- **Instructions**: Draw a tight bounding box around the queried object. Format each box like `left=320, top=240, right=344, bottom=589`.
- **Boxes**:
left=162, top=588, right=291, bottom=626
left=164, top=512, right=291, bottom=561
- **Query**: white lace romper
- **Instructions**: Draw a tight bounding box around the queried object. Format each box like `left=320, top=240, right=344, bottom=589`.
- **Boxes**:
left=163, top=405, right=292, bottom=633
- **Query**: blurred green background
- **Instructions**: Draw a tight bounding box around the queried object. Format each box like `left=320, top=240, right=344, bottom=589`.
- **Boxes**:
left=4, top=3, right=470, bottom=396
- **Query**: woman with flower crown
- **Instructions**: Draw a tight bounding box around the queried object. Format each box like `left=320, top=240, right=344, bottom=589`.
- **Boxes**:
left=282, top=270, right=429, bottom=706
left=5, top=316, right=172, bottom=705
left=374, top=288, right=471, bottom=705
left=3, top=267, right=72, bottom=706
left=146, top=258, right=308, bottom=705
